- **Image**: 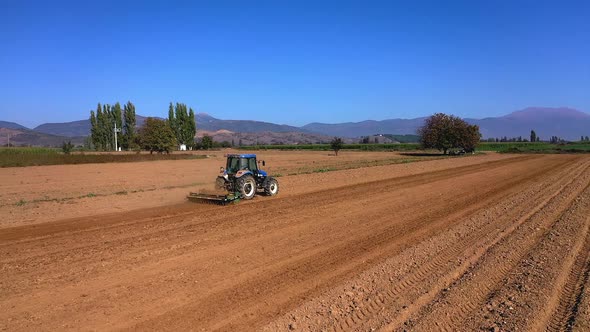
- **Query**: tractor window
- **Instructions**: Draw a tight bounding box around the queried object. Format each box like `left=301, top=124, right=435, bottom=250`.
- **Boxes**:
left=227, top=157, right=240, bottom=174
left=248, top=158, right=258, bottom=171
left=239, top=158, right=249, bottom=170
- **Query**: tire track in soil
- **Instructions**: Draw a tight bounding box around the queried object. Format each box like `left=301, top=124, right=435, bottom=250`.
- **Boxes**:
left=0, top=155, right=532, bottom=244
left=1, top=155, right=540, bottom=314
left=262, top=157, right=587, bottom=332
left=0, top=155, right=581, bottom=331
left=541, top=220, right=590, bottom=331
left=0, top=156, right=538, bottom=290
left=327, top=159, right=590, bottom=332
left=400, top=162, right=590, bottom=331
left=459, top=179, right=590, bottom=332
left=127, top=157, right=576, bottom=331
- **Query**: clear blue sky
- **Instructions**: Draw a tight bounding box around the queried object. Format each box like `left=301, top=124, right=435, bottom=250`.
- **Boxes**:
left=1, top=0, right=588, bottom=128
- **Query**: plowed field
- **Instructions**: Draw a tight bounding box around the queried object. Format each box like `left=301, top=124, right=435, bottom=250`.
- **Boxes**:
left=1, top=153, right=589, bottom=331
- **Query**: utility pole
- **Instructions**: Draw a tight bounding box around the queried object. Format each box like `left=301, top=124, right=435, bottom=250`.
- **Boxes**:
left=7, top=133, right=9, bottom=148
left=114, top=123, right=121, bottom=151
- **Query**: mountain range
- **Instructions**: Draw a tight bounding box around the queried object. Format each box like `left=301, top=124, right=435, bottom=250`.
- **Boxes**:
left=1, top=107, right=588, bottom=146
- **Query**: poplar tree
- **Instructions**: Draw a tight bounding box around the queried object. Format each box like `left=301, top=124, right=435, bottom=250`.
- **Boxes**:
left=101, top=104, right=113, bottom=150
left=95, top=104, right=106, bottom=150
left=168, top=103, right=176, bottom=138
left=90, top=109, right=98, bottom=149
left=187, top=108, right=196, bottom=148
left=123, top=101, right=137, bottom=149
left=167, top=102, right=197, bottom=149
left=113, top=102, right=123, bottom=150
left=530, top=130, right=537, bottom=143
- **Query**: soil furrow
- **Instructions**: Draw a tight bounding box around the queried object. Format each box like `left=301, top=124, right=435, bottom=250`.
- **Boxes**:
left=261, top=157, right=589, bottom=331
left=2, top=154, right=589, bottom=331
left=534, top=219, right=590, bottom=332
left=123, top=157, right=569, bottom=331
left=402, top=164, right=590, bottom=331
left=0, top=155, right=540, bottom=292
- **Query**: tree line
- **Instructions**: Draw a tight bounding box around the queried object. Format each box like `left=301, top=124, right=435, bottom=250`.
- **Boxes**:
left=89, top=101, right=196, bottom=152
left=90, top=102, right=136, bottom=151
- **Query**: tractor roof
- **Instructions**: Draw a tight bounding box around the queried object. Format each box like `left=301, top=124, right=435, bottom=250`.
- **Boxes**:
left=226, top=154, right=257, bottom=158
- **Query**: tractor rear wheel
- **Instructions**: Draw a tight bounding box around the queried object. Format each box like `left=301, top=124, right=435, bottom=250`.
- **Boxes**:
left=237, top=175, right=256, bottom=200
left=263, top=177, right=279, bottom=196
left=215, top=177, right=226, bottom=190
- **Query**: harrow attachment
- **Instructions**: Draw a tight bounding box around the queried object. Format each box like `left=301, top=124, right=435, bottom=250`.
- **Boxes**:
left=187, top=191, right=241, bottom=205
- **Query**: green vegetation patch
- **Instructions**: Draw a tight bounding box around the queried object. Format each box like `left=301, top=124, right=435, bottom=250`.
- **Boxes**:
left=0, top=148, right=206, bottom=168
left=478, top=142, right=590, bottom=153
left=239, top=143, right=422, bottom=151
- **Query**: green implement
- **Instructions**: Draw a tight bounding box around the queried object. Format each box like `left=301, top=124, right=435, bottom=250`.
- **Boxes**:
left=186, top=192, right=241, bottom=205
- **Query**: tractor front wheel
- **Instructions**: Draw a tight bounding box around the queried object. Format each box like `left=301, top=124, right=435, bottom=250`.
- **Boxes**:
left=263, top=177, right=279, bottom=196
left=237, top=175, right=256, bottom=200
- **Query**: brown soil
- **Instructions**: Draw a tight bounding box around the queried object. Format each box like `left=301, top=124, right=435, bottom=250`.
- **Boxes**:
left=0, top=150, right=472, bottom=228
left=1, top=152, right=589, bottom=331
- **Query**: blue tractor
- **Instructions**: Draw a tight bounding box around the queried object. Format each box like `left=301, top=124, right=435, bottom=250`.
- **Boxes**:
left=188, top=154, right=279, bottom=204
left=216, top=154, right=279, bottom=199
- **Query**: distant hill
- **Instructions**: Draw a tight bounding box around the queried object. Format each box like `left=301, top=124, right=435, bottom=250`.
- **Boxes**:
left=302, top=118, right=427, bottom=137
left=0, top=127, right=85, bottom=147
left=303, top=107, right=590, bottom=141
left=466, top=107, right=590, bottom=141
left=31, top=113, right=306, bottom=137
left=196, top=113, right=305, bottom=133
left=2, top=106, right=589, bottom=146
left=0, top=121, right=28, bottom=130
left=34, top=119, right=90, bottom=137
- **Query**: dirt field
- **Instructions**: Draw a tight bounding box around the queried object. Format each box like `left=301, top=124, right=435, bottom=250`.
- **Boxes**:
left=0, top=150, right=445, bottom=228
left=1, top=152, right=589, bottom=331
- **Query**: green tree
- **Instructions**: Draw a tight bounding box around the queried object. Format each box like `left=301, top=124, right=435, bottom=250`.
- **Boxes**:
left=530, top=130, right=537, bottom=143
left=100, top=104, right=113, bottom=150
left=175, top=103, right=186, bottom=144
left=187, top=108, right=197, bottom=149
left=123, top=101, right=137, bottom=150
left=201, top=135, right=213, bottom=150
left=95, top=104, right=107, bottom=150
left=418, top=113, right=481, bottom=154
left=112, top=102, right=123, bottom=150
left=168, top=102, right=176, bottom=139
left=90, top=109, right=98, bottom=150
left=138, top=118, right=177, bottom=154
left=167, top=102, right=198, bottom=149
left=330, top=137, right=343, bottom=156
left=62, top=140, right=74, bottom=154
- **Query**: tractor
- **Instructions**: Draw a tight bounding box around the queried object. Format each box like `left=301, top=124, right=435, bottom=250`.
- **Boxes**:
left=188, top=154, right=279, bottom=204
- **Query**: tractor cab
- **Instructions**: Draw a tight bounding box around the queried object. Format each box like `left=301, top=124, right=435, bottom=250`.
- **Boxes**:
left=222, top=154, right=267, bottom=178
left=225, top=154, right=258, bottom=174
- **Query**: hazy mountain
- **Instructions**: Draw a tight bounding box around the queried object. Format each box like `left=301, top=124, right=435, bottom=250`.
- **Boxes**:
left=0, top=121, right=28, bottom=130
left=31, top=113, right=305, bottom=137
left=0, top=127, right=85, bottom=147
left=466, top=107, right=590, bottom=140
left=196, top=113, right=305, bottom=133
left=302, top=118, right=427, bottom=137
left=34, top=119, right=91, bottom=137
left=303, top=107, right=590, bottom=140
left=2, top=106, right=589, bottom=146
